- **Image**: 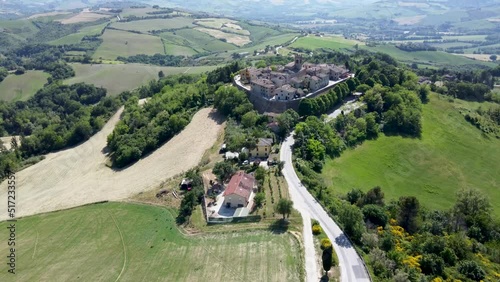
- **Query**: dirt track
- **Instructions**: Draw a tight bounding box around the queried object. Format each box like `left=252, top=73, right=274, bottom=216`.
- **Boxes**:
left=0, top=107, right=223, bottom=221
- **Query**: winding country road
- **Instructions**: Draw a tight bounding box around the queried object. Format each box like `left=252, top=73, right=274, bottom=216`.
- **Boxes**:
left=280, top=101, right=370, bottom=282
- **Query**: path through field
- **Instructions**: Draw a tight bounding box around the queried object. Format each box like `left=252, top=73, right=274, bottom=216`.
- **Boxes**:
left=0, top=107, right=223, bottom=221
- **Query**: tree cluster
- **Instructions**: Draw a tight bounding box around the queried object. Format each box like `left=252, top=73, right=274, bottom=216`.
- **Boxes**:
left=0, top=44, right=75, bottom=80
left=206, top=61, right=243, bottom=85
left=176, top=169, right=204, bottom=224
left=333, top=186, right=499, bottom=282
left=213, top=85, right=254, bottom=121
left=107, top=76, right=209, bottom=167
left=117, top=53, right=184, bottom=66
left=298, top=79, right=356, bottom=117
left=0, top=83, right=118, bottom=176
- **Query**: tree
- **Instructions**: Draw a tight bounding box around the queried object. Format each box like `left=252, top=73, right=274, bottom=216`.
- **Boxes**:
left=362, top=204, right=389, bottom=226
left=361, top=186, right=384, bottom=206
left=346, top=188, right=364, bottom=205
left=418, top=84, right=430, bottom=103
left=275, top=198, right=293, bottom=220
left=254, top=192, right=265, bottom=209
left=254, top=166, right=266, bottom=187
left=277, top=109, right=300, bottom=136
left=241, top=111, right=258, bottom=128
left=397, top=196, right=420, bottom=234
left=420, top=253, right=445, bottom=276
left=277, top=161, right=285, bottom=174
left=256, top=60, right=266, bottom=68
left=298, top=99, right=318, bottom=116
left=322, top=246, right=333, bottom=274
left=339, top=203, right=365, bottom=243
left=213, top=161, right=235, bottom=183
left=453, top=188, right=491, bottom=219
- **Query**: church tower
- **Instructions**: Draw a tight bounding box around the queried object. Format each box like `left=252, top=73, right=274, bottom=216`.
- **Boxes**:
left=294, top=54, right=303, bottom=71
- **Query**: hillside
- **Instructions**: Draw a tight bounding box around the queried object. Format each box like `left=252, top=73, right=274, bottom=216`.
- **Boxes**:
left=0, top=107, right=223, bottom=221
left=321, top=93, right=500, bottom=217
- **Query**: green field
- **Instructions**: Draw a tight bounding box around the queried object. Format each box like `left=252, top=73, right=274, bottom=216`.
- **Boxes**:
left=0, top=202, right=302, bottom=281
left=163, top=42, right=198, bottom=56
left=49, top=22, right=109, bottom=45
left=290, top=35, right=360, bottom=51
left=93, top=29, right=164, bottom=60
left=111, top=17, right=195, bottom=33
left=0, top=71, right=49, bottom=102
left=65, top=63, right=218, bottom=96
left=361, top=44, right=497, bottom=68
left=0, top=19, right=39, bottom=40
left=322, top=94, right=500, bottom=217
left=240, top=23, right=285, bottom=43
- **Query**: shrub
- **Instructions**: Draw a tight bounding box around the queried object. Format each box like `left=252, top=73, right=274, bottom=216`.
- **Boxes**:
left=312, top=224, right=322, bottom=235
left=457, top=260, right=486, bottom=281
left=321, top=238, right=332, bottom=250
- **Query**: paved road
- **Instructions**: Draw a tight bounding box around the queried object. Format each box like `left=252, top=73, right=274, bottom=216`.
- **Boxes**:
left=280, top=102, right=369, bottom=282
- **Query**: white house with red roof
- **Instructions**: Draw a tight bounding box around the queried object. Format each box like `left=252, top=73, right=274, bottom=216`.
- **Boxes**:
left=223, top=171, right=256, bottom=208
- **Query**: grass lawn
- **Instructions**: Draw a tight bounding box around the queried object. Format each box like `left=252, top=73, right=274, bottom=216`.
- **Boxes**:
left=111, top=17, right=195, bottom=33
left=65, top=63, right=218, bottom=96
left=0, top=202, right=303, bottom=281
left=0, top=71, right=49, bottom=102
left=290, top=35, right=361, bottom=51
left=93, top=29, right=164, bottom=60
left=321, top=94, right=500, bottom=217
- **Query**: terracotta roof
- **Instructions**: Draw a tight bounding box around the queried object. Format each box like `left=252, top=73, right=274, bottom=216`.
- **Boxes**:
left=224, top=171, right=255, bottom=201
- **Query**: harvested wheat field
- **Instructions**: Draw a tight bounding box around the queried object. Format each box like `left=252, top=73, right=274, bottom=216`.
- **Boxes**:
left=58, top=9, right=110, bottom=24
left=195, top=27, right=251, bottom=46
left=0, top=107, right=224, bottom=221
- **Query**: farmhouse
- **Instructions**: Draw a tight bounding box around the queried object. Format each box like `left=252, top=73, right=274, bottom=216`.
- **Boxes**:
left=223, top=171, right=256, bottom=208
left=239, top=54, right=349, bottom=101
left=249, top=138, right=273, bottom=158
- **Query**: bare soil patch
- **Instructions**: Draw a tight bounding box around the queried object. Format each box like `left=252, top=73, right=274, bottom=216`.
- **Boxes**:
left=0, top=107, right=224, bottom=221
left=0, top=135, right=20, bottom=150
left=58, top=9, right=110, bottom=24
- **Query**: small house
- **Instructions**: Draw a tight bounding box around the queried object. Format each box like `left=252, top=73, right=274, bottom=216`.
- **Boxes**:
left=223, top=171, right=256, bottom=208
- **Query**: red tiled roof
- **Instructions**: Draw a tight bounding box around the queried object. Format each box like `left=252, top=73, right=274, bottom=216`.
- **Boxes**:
left=224, top=171, right=255, bottom=201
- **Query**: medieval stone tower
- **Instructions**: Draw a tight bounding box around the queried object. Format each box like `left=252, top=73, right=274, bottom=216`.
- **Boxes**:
left=294, top=54, right=303, bottom=71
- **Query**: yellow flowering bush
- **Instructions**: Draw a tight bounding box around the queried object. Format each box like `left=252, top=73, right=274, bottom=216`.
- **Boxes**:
left=312, top=224, right=322, bottom=235
left=321, top=238, right=332, bottom=250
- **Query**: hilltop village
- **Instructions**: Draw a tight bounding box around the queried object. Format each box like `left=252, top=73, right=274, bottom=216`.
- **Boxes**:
left=239, top=55, right=350, bottom=101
